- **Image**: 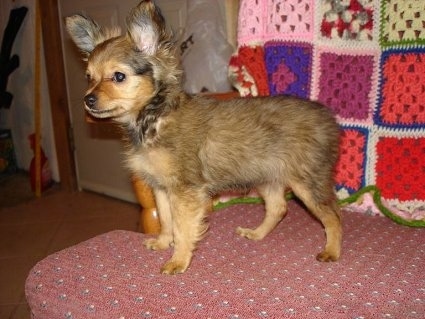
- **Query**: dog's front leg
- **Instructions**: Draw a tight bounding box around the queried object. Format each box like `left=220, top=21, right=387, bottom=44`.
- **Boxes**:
left=144, top=189, right=173, bottom=250
left=160, top=189, right=209, bottom=275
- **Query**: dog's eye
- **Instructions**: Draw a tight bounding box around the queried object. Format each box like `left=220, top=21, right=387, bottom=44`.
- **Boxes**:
left=85, top=73, right=91, bottom=81
left=112, top=72, right=126, bottom=83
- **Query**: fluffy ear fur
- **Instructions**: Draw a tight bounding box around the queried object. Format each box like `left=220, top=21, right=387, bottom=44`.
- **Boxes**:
left=66, top=15, right=121, bottom=57
left=126, top=0, right=169, bottom=55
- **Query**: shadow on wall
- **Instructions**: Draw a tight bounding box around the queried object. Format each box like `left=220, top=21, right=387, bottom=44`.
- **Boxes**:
left=0, top=0, right=59, bottom=182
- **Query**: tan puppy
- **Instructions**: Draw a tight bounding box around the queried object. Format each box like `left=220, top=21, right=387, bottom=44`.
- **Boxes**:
left=66, top=0, right=342, bottom=274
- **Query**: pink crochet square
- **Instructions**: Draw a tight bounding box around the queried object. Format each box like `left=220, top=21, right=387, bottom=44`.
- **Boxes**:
left=377, top=50, right=425, bottom=127
left=317, top=52, right=375, bottom=121
left=381, top=0, right=425, bottom=46
left=237, top=0, right=264, bottom=45
left=335, top=128, right=367, bottom=192
left=265, top=0, right=314, bottom=40
left=237, top=0, right=314, bottom=45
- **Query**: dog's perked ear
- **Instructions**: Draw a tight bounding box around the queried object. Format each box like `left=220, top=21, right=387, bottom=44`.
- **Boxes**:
left=126, top=0, right=169, bottom=55
left=65, top=15, right=102, bottom=56
left=65, top=15, right=121, bottom=58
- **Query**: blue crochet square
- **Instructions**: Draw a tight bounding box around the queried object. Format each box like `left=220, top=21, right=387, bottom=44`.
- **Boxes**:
left=264, top=42, right=312, bottom=99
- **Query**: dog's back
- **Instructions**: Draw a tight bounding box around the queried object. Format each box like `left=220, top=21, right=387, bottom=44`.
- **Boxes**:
left=157, top=95, right=339, bottom=203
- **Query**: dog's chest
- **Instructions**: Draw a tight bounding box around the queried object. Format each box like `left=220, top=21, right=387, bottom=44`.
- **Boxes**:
left=126, top=147, right=176, bottom=187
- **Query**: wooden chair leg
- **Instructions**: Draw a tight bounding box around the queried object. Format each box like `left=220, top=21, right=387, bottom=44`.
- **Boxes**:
left=131, top=176, right=161, bottom=234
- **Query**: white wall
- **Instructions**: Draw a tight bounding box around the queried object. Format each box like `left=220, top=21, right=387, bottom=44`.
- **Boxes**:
left=0, top=0, right=59, bottom=181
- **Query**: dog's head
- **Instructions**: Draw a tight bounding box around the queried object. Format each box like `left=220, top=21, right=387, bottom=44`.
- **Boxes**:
left=66, top=0, right=181, bottom=121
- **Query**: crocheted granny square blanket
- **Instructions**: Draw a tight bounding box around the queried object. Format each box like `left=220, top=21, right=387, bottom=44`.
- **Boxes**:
left=228, top=0, right=425, bottom=226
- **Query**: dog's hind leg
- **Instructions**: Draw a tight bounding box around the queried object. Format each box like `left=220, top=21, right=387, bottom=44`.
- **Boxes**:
left=236, top=183, right=287, bottom=240
left=291, top=182, right=342, bottom=262
left=144, top=189, right=174, bottom=251
left=160, top=189, right=209, bottom=275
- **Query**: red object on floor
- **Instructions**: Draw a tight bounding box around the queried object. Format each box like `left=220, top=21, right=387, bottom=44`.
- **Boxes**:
left=25, top=201, right=424, bottom=318
left=28, top=133, right=52, bottom=193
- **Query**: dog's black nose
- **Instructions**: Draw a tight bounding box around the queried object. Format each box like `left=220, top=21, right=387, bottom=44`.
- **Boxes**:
left=84, top=94, right=97, bottom=108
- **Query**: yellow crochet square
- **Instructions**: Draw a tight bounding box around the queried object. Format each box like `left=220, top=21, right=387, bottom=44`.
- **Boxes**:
left=381, top=0, right=425, bottom=45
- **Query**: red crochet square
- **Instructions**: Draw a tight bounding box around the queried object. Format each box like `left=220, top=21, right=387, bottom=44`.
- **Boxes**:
left=376, top=137, right=425, bottom=201
left=230, top=46, right=270, bottom=97
left=378, top=51, right=425, bottom=127
left=335, top=128, right=367, bottom=192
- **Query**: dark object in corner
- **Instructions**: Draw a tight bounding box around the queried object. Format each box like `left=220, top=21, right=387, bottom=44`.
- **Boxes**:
left=0, top=6, right=28, bottom=109
left=0, top=129, right=17, bottom=176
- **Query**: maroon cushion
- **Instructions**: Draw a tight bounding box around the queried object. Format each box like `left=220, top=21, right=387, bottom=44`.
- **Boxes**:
left=26, top=201, right=424, bottom=318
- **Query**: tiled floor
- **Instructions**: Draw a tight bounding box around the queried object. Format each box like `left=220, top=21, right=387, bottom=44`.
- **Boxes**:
left=0, top=172, right=139, bottom=319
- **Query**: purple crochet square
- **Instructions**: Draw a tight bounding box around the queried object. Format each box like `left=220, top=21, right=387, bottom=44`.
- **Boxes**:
left=265, top=42, right=312, bottom=99
left=318, top=52, right=374, bottom=121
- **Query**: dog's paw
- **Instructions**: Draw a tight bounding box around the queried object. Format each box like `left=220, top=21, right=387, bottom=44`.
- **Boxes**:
left=144, top=237, right=172, bottom=251
left=160, top=259, right=189, bottom=275
left=316, top=250, right=339, bottom=262
left=236, top=226, right=264, bottom=241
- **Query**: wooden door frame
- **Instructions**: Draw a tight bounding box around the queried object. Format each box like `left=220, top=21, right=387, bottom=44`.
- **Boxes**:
left=40, top=0, right=77, bottom=191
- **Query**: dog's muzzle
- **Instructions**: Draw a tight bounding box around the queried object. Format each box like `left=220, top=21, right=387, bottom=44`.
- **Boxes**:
left=84, top=94, right=97, bottom=109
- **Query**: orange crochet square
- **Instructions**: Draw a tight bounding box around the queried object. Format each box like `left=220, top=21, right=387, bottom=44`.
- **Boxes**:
left=377, top=51, right=425, bottom=127
left=335, top=128, right=367, bottom=192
